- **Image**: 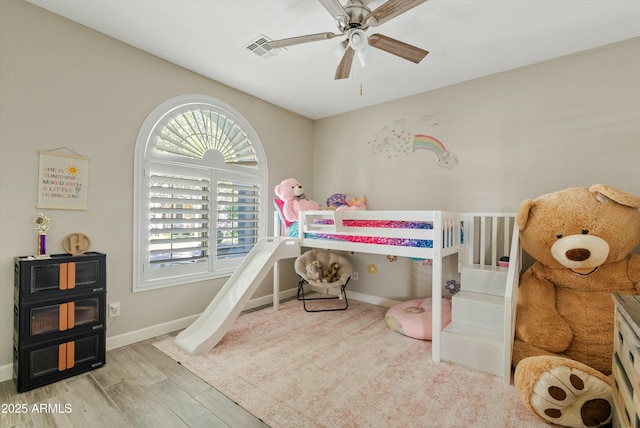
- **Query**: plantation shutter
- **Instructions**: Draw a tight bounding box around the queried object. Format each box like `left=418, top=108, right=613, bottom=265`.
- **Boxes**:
left=216, top=179, right=261, bottom=260
left=148, top=170, right=210, bottom=270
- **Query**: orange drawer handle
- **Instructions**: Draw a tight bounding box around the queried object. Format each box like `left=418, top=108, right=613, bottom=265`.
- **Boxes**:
left=59, top=303, right=68, bottom=331
left=58, top=343, right=66, bottom=371
left=67, top=302, right=75, bottom=329
left=59, top=263, right=68, bottom=290
left=66, top=341, right=75, bottom=369
left=58, top=342, right=75, bottom=371
left=67, top=262, right=76, bottom=289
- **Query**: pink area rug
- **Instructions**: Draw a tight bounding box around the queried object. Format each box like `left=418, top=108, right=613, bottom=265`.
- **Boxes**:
left=154, top=298, right=545, bottom=428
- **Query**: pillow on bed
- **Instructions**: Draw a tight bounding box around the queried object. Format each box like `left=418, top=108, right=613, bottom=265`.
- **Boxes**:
left=274, top=197, right=293, bottom=228
left=274, top=198, right=299, bottom=237
left=384, top=297, right=452, bottom=340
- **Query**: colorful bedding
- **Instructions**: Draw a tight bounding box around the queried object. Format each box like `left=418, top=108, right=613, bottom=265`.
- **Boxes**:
left=303, top=233, right=433, bottom=248
left=314, top=219, right=433, bottom=229
left=306, top=218, right=436, bottom=247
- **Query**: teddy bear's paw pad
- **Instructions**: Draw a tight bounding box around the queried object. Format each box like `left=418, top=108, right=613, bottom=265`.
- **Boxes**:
left=529, top=365, right=612, bottom=427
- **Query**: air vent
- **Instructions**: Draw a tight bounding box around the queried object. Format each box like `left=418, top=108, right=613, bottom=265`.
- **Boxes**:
left=245, top=35, right=281, bottom=58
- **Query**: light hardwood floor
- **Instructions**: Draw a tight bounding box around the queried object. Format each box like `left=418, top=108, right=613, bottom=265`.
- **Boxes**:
left=0, top=333, right=269, bottom=428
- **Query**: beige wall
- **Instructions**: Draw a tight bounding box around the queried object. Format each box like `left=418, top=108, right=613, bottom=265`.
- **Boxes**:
left=0, top=0, right=312, bottom=372
left=312, top=37, right=640, bottom=298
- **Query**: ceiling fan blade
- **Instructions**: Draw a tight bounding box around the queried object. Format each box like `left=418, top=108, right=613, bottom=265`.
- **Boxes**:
left=368, top=33, right=428, bottom=63
left=318, top=0, right=349, bottom=24
left=366, top=0, right=428, bottom=27
left=335, top=46, right=355, bottom=80
left=266, top=32, right=339, bottom=49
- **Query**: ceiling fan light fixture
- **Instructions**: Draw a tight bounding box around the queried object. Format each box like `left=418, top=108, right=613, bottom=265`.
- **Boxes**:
left=348, top=29, right=368, bottom=51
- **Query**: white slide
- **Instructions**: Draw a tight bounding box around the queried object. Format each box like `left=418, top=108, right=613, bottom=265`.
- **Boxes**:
left=174, top=237, right=300, bottom=356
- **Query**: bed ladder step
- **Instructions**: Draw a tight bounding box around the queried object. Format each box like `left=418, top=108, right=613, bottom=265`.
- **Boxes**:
left=451, top=290, right=505, bottom=331
left=460, top=265, right=508, bottom=296
left=441, top=322, right=505, bottom=377
left=446, top=263, right=509, bottom=377
left=452, top=212, right=519, bottom=381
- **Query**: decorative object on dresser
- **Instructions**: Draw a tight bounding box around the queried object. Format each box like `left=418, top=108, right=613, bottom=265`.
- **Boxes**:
left=33, top=213, right=51, bottom=257
left=13, top=252, right=106, bottom=392
left=61, top=232, right=92, bottom=255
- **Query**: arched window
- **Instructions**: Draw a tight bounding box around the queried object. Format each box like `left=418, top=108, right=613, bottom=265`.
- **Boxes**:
left=133, top=95, right=268, bottom=292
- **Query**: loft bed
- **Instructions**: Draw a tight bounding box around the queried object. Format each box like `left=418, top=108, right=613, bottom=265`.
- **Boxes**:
left=298, top=210, right=461, bottom=259
left=273, top=208, right=463, bottom=363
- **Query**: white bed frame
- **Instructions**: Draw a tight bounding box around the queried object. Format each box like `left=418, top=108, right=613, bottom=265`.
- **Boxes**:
left=273, top=209, right=463, bottom=363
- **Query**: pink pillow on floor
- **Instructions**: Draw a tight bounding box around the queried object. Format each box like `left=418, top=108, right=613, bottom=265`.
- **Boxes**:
left=384, top=298, right=452, bottom=340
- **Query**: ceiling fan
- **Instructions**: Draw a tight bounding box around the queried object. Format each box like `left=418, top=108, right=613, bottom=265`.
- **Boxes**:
left=266, top=0, right=429, bottom=80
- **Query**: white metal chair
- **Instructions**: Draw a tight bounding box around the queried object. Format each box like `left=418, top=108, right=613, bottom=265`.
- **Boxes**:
left=294, top=249, right=353, bottom=312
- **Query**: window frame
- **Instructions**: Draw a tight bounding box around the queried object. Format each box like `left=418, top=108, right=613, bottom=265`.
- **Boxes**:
left=133, top=94, right=268, bottom=292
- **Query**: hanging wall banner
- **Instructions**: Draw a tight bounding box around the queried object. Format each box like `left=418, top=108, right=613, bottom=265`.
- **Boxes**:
left=37, top=149, right=89, bottom=210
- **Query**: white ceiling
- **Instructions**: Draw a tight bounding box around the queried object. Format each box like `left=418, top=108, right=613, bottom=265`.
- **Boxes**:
left=26, top=0, right=640, bottom=120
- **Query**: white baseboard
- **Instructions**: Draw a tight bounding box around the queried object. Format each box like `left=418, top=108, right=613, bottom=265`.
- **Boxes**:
left=0, top=364, right=12, bottom=384
left=104, top=287, right=302, bottom=351
left=105, top=314, right=197, bottom=351
left=0, top=288, right=391, bottom=383
left=345, top=290, right=401, bottom=308
left=315, top=285, right=400, bottom=308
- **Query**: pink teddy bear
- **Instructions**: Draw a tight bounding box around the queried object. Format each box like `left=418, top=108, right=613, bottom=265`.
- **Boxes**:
left=274, top=178, right=320, bottom=223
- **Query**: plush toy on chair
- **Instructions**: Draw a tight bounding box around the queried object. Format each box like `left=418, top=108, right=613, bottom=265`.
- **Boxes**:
left=274, top=178, right=320, bottom=223
left=512, top=184, right=640, bottom=428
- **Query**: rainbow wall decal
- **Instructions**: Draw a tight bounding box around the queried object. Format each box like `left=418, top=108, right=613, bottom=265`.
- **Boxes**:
left=412, top=134, right=458, bottom=168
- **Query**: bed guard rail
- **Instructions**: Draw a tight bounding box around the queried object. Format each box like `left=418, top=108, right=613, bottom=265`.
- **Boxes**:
left=299, top=210, right=462, bottom=252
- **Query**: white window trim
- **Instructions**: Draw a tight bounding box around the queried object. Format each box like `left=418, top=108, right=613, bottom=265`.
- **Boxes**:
left=133, top=94, right=268, bottom=292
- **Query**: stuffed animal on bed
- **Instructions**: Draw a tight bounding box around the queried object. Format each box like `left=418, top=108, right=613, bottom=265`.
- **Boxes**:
left=512, top=184, right=640, bottom=428
left=336, top=196, right=367, bottom=211
left=274, top=178, right=320, bottom=223
left=326, top=194, right=367, bottom=211
left=326, top=193, right=348, bottom=210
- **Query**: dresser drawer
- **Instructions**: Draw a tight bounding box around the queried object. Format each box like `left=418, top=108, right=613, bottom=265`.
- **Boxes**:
left=14, top=330, right=105, bottom=393
left=613, top=352, right=637, bottom=428
left=14, top=253, right=106, bottom=303
left=615, top=307, right=640, bottom=390
left=14, top=293, right=105, bottom=345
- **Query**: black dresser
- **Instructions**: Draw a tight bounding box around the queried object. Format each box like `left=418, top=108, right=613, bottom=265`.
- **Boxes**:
left=13, top=252, right=106, bottom=392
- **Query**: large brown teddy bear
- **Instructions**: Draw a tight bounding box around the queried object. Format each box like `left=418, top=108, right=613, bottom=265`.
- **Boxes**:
left=512, top=184, right=640, bottom=427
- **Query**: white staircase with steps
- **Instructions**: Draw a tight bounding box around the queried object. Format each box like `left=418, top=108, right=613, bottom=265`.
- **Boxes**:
left=441, top=213, right=521, bottom=384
